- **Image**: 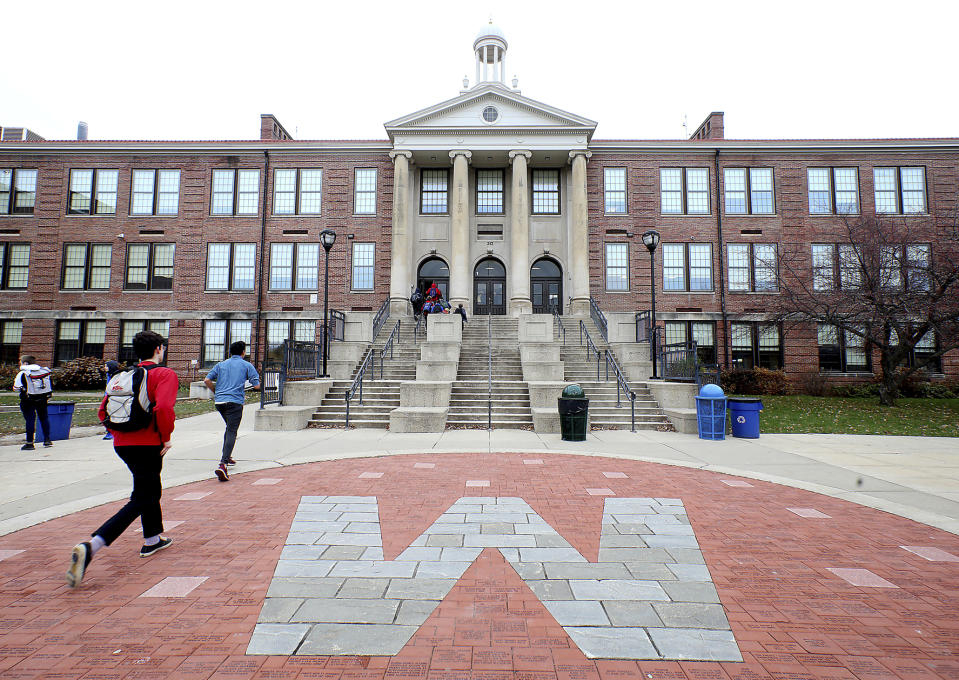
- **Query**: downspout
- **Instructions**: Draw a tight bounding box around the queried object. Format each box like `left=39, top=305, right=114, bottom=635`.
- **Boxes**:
left=254, top=150, right=270, bottom=368
left=713, top=149, right=730, bottom=368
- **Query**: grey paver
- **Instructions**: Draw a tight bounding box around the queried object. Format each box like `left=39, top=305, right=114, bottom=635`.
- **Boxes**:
left=499, top=547, right=519, bottom=562
left=395, top=600, right=440, bottom=625
left=466, top=512, right=530, bottom=523
left=481, top=522, right=515, bottom=534
left=440, top=547, right=483, bottom=561
left=292, top=597, right=398, bottom=623
left=623, top=562, right=676, bottom=580
left=650, top=524, right=695, bottom=535
left=433, top=513, right=466, bottom=523
left=642, top=535, right=699, bottom=549
left=511, top=562, right=545, bottom=580
left=414, top=561, right=473, bottom=579
left=646, top=627, right=742, bottom=661
left=325, top=496, right=376, bottom=503
left=328, top=560, right=416, bottom=578
left=514, top=523, right=559, bottom=534
left=317, top=532, right=382, bottom=547
left=667, top=563, right=712, bottom=581
left=290, top=521, right=349, bottom=532
left=298, top=623, right=420, bottom=655
left=542, top=562, right=632, bottom=579
left=569, top=579, right=670, bottom=601
left=661, top=581, right=721, bottom=603
left=534, top=535, right=573, bottom=548
left=543, top=600, right=610, bottom=626
left=598, top=535, right=648, bottom=547
left=665, top=548, right=706, bottom=564
left=274, top=560, right=336, bottom=578
left=598, top=547, right=667, bottom=562
left=527, top=579, right=574, bottom=600
left=280, top=545, right=329, bottom=560
left=320, top=545, right=367, bottom=560
left=257, top=597, right=304, bottom=623
left=343, top=522, right=382, bottom=534
left=652, top=603, right=730, bottom=629
left=336, top=577, right=390, bottom=598
left=564, top=626, right=659, bottom=659
left=463, top=534, right=537, bottom=548
left=423, top=523, right=481, bottom=534
left=395, top=546, right=443, bottom=561
left=287, top=532, right=324, bottom=545
left=337, top=512, right=380, bottom=522
left=266, top=577, right=344, bottom=598
left=602, top=601, right=664, bottom=627
left=361, top=547, right=385, bottom=560
left=385, top=578, right=457, bottom=600
left=426, top=534, right=464, bottom=547
left=518, top=547, right=587, bottom=562
left=247, top=623, right=311, bottom=655
left=610, top=523, right=652, bottom=535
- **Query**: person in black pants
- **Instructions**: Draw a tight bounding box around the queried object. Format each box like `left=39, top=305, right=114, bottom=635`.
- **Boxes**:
left=455, top=303, right=468, bottom=325
left=12, top=355, right=52, bottom=451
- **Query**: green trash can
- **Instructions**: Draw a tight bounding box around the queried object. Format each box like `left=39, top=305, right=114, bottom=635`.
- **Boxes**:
left=35, top=401, right=76, bottom=441
left=558, top=384, right=589, bottom=442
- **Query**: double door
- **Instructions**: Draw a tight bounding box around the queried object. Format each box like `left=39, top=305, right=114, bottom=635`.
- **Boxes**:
left=474, top=278, right=506, bottom=315
left=531, top=278, right=562, bottom=314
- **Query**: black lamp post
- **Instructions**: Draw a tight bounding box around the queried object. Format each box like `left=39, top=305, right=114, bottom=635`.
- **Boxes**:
left=320, top=229, right=336, bottom=378
left=642, top=229, right=661, bottom=379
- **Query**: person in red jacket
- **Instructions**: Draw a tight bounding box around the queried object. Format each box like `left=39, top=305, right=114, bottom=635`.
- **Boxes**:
left=66, top=330, right=179, bottom=588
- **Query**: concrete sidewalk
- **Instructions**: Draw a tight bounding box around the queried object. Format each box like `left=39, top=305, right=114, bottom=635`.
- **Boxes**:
left=1, top=403, right=957, bottom=536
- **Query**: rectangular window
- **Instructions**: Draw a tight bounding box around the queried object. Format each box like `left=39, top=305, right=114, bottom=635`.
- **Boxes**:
left=476, top=169, right=504, bottom=214
left=0, top=320, right=22, bottom=364
left=67, top=169, right=118, bottom=215
left=354, top=168, right=377, bottom=215
left=818, top=324, right=869, bottom=372
left=912, top=329, right=940, bottom=373
left=206, top=243, right=255, bottom=291
left=211, top=169, right=260, bottom=215
left=727, top=243, right=777, bottom=292
left=270, top=243, right=319, bottom=291
left=813, top=243, right=865, bottom=291
left=351, top=243, right=375, bottom=290
left=131, top=169, right=180, bottom=215
left=266, top=319, right=316, bottom=360
left=811, top=244, right=835, bottom=291
left=0, top=242, right=30, bottom=289
left=55, top=319, right=106, bottom=365
left=605, top=242, right=629, bottom=291
left=202, top=319, right=252, bottom=368
left=62, top=243, right=111, bottom=290
left=731, top=322, right=782, bottom=370
left=0, top=169, right=38, bottom=214
left=531, top=169, right=560, bottom=214
left=723, top=168, right=774, bottom=214
left=838, top=244, right=861, bottom=290
left=119, top=320, right=169, bottom=364
left=874, top=166, right=926, bottom=215
left=663, top=321, right=717, bottom=365
left=125, top=243, right=174, bottom=291
left=662, top=243, right=713, bottom=292
left=808, top=167, right=859, bottom=215
left=661, top=168, right=709, bottom=215
left=604, top=167, right=627, bottom=214
left=906, top=243, right=931, bottom=291
left=420, top=169, right=449, bottom=214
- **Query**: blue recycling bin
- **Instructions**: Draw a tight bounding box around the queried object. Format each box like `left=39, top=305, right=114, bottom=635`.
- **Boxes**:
left=695, top=384, right=727, bottom=441
left=34, top=401, right=76, bottom=441
left=728, top=398, right=763, bottom=438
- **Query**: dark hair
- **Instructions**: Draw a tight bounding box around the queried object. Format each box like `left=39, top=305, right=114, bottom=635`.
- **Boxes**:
left=20, top=354, right=36, bottom=365
left=133, top=330, right=166, bottom=360
left=229, top=341, right=246, bottom=356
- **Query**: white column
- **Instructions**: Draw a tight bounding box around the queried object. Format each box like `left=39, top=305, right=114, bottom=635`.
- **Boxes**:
left=475, top=54, right=480, bottom=87
left=501, top=51, right=506, bottom=84
left=448, top=150, right=472, bottom=308
left=509, top=150, right=532, bottom=316
left=568, top=150, right=592, bottom=315
left=389, top=150, right=413, bottom=315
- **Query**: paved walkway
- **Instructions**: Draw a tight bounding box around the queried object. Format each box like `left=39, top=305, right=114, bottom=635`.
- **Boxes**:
left=0, top=406, right=957, bottom=678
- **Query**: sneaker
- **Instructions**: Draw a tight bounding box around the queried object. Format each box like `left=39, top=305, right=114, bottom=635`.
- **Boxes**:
left=215, top=463, right=229, bottom=482
left=225, top=458, right=236, bottom=466
left=139, top=537, right=173, bottom=558
left=103, top=433, right=113, bottom=440
left=43, top=441, right=53, bottom=447
left=21, top=443, right=35, bottom=451
left=66, top=542, right=92, bottom=588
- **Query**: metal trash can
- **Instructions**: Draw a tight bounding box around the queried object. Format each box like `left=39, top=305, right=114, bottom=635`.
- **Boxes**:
left=558, top=384, right=589, bottom=442
left=35, top=401, right=76, bottom=441
left=695, top=384, right=726, bottom=441
left=728, top=397, right=763, bottom=438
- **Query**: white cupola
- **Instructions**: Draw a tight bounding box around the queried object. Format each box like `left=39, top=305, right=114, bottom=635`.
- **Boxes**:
left=473, top=22, right=508, bottom=86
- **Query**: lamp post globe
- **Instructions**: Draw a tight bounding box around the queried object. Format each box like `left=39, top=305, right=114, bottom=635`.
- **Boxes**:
left=320, top=229, right=336, bottom=378
left=641, top=230, right=660, bottom=378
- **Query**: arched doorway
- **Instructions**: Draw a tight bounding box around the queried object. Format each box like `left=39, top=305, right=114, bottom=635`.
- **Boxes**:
left=473, top=258, right=506, bottom=315
left=531, top=257, right=563, bottom=314
left=417, top=257, right=449, bottom=300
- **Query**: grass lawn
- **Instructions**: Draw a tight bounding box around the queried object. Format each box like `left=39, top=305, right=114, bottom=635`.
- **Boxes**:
left=753, top=395, right=959, bottom=437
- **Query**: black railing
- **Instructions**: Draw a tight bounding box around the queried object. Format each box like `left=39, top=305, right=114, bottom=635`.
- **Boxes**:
left=635, top=311, right=651, bottom=343
left=372, top=297, right=390, bottom=342
left=579, top=320, right=603, bottom=380
left=330, top=310, right=345, bottom=341
left=259, top=357, right=284, bottom=408
left=487, top=314, right=492, bottom=431
left=650, top=325, right=662, bottom=363
left=412, top=315, right=423, bottom=344
left=259, top=339, right=322, bottom=409
left=589, top=297, right=609, bottom=343
left=604, top=350, right=637, bottom=432
left=379, top=320, right=401, bottom=378
left=697, top=363, right=721, bottom=389
left=345, top=348, right=376, bottom=428
left=660, top=342, right=698, bottom=382
left=552, top=307, right=567, bottom=345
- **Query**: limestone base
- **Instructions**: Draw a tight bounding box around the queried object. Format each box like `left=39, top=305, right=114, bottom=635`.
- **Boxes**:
left=254, top=405, right=315, bottom=431
left=189, top=381, right=213, bottom=399
left=532, top=407, right=590, bottom=435
left=662, top=407, right=697, bottom=434
left=389, top=407, right=448, bottom=432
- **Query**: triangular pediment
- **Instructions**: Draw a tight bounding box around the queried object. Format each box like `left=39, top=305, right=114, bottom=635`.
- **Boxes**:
left=385, top=84, right=596, bottom=139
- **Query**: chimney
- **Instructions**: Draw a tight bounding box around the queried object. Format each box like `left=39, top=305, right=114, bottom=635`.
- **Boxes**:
left=77, top=121, right=88, bottom=140
left=689, top=111, right=724, bottom=140
left=260, top=114, right=293, bottom=141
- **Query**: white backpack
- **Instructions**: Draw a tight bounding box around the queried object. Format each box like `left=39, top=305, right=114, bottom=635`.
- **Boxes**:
left=102, top=365, right=158, bottom=431
left=23, top=367, right=53, bottom=398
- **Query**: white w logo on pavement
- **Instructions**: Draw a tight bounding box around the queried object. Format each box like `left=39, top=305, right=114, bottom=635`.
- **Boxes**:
left=248, top=496, right=740, bottom=661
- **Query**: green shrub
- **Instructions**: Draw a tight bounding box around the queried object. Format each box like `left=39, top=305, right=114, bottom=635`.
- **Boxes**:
left=0, top=364, right=19, bottom=390
left=914, top=382, right=957, bottom=399
left=791, top=371, right=832, bottom=397
left=721, top=367, right=789, bottom=395
left=51, top=356, right=109, bottom=390
left=832, top=383, right=880, bottom=398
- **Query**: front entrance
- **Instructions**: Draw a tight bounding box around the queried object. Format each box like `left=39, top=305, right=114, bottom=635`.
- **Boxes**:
left=531, top=257, right=563, bottom=314
left=417, top=257, right=450, bottom=301
left=473, top=258, right=506, bottom=315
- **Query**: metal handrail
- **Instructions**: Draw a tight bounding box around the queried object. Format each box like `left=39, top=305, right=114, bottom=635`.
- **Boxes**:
left=604, top=350, right=637, bottom=432
left=588, top=297, right=609, bottom=343
left=487, top=314, right=492, bottom=431
left=412, top=315, right=423, bottom=344
left=635, top=311, right=651, bottom=343
left=329, top=310, right=346, bottom=342
left=579, top=320, right=603, bottom=381
left=345, top=348, right=376, bottom=428
left=379, top=320, right=401, bottom=379
left=259, top=350, right=285, bottom=409
left=660, top=341, right=698, bottom=382
left=552, top=307, right=567, bottom=345
left=371, top=297, right=390, bottom=342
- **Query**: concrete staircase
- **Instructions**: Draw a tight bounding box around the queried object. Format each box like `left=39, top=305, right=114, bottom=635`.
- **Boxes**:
left=558, top=316, right=672, bottom=431
left=447, top=316, right=533, bottom=429
left=308, top=317, right=418, bottom=428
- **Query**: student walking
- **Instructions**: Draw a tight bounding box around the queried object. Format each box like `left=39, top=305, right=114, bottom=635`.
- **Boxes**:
left=12, top=355, right=53, bottom=450
left=455, top=303, right=468, bottom=326
left=203, top=341, right=261, bottom=482
left=66, top=331, right=179, bottom=588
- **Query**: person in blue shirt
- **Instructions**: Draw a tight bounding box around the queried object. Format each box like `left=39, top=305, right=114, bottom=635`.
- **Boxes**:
left=203, top=341, right=260, bottom=482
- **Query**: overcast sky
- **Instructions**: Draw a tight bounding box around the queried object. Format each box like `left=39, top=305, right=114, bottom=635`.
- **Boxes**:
left=5, top=0, right=957, bottom=142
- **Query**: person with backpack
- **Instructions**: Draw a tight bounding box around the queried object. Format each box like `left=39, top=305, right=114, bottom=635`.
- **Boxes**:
left=101, top=360, right=121, bottom=440
left=66, top=330, right=178, bottom=588
left=203, top=341, right=260, bottom=482
left=12, top=355, right=54, bottom=450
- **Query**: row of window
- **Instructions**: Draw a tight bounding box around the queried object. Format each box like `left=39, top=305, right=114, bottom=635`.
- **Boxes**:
left=602, top=166, right=927, bottom=216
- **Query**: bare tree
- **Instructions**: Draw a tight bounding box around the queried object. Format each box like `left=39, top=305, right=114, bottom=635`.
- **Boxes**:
left=773, top=212, right=959, bottom=406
